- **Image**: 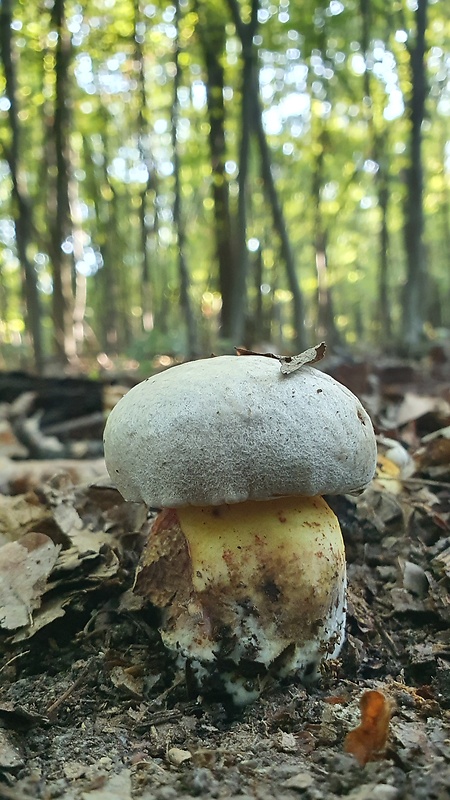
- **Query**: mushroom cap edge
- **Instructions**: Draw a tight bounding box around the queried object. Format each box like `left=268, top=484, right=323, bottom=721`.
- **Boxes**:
left=103, top=355, right=377, bottom=507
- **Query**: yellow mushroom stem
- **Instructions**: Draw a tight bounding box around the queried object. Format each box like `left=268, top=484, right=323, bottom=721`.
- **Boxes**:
left=135, top=495, right=346, bottom=704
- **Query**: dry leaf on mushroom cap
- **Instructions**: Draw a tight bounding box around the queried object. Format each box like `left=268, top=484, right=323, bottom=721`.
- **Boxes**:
left=235, top=341, right=327, bottom=373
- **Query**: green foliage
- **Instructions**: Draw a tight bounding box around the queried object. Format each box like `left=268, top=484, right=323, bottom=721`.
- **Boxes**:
left=0, top=0, right=449, bottom=367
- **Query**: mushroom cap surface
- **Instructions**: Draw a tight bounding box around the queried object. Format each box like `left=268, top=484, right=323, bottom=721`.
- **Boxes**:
left=103, top=355, right=377, bottom=506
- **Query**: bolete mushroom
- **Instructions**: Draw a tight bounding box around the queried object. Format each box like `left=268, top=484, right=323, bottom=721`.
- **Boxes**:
left=103, top=350, right=377, bottom=705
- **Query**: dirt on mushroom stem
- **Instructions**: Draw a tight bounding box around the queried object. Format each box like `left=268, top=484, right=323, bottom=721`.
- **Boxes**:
left=134, top=496, right=347, bottom=706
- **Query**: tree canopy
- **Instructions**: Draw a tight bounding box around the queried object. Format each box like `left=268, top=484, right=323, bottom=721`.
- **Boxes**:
left=0, top=0, right=449, bottom=372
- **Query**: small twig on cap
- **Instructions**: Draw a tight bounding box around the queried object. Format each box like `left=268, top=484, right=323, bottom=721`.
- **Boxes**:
left=235, top=342, right=327, bottom=375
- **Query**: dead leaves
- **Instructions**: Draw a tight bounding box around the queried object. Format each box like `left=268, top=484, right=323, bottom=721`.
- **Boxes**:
left=0, top=492, right=51, bottom=546
left=0, top=532, right=60, bottom=630
left=344, top=690, right=393, bottom=766
left=0, top=475, right=149, bottom=639
left=415, top=425, right=450, bottom=473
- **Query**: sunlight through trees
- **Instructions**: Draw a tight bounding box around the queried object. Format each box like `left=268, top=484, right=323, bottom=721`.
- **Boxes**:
left=0, top=0, right=449, bottom=371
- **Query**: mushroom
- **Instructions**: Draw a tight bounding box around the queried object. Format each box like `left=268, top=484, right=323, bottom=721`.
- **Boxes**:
left=103, top=351, right=377, bottom=705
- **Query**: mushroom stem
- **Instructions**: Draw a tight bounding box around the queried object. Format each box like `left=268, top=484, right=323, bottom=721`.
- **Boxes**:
left=135, top=496, right=346, bottom=704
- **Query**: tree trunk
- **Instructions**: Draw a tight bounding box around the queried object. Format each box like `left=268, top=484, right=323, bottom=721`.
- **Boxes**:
left=134, top=0, right=157, bottom=334
left=48, top=0, right=75, bottom=362
left=440, top=130, right=450, bottom=326
left=0, top=260, right=9, bottom=328
left=68, top=148, right=88, bottom=357
left=227, top=0, right=305, bottom=350
left=226, top=0, right=259, bottom=346
left=0, top=0, right=43, bottom=372
left=402, top=0, right=428, bottom=353
left=196, top=2, right=236, bottom=340
left=252, top=82, right=306, bottom=351
left=112, top=184, right=133, bottom=351
left=173, top=0, right=198, bottom=357
left=253, top=244, right=264, bottom=342
left=377, top=176, right=392, bottom=339
left=360, top=0, right=392, bottom=342
left=83, top=132, right=119, bottom=353
left=311, top=131, right=341, bottom=349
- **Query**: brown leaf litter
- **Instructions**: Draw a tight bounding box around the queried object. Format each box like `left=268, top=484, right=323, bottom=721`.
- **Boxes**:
left=0, top=359, right=450, bottom=799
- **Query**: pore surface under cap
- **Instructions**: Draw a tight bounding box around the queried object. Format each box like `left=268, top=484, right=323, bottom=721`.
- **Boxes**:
left=103, top=355, right=377, bottom=507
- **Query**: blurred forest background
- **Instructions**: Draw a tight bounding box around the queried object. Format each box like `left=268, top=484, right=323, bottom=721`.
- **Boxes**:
left=0, top=0, right=449, bottom=375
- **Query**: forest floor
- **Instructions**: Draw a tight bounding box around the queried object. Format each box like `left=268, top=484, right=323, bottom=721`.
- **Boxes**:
left=0, top=358, right=449, bottom=800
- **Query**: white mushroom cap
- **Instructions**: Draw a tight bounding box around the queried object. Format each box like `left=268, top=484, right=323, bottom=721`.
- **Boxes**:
left=103, top=355, right=377, bottom=507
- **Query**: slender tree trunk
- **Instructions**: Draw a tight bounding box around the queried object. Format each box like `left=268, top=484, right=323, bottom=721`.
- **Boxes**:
left=440, top=130, right=450, bottom=325
left=311, top=130, right=341, bottom=348
left=48, top=0, right=75, bottom=362
left=311, top=128, right=341, bottom=348
left=173, top=0, right=198, bottom=357
left=112, top=183, right=133, bottom=350
left=226, top=0, right=259, bottom=346
left=252, top=83, right=306, bottom=351
left=67, top=139, right=100, bottom=357
left=196, top=3, right=236, bottom=340
left=0, top=257, right=9, bottom=339
left=253, top=245, right=263, bottom=341
left=134, top=0, right=157, bottom=334
left=252, top=245, right=272, bottom=343
left=228, top=0, right=305, bottom=350
left=0, top=0, right=43, bottom=372
left=83, top=132, right=119, bottom=352
left=85, top=112, right=131, bottom=354
left=377, top=177, right=392, bottom=337
left=402, top=0, right=428, bottom=353
left=360, top=0, right=392, bottom=341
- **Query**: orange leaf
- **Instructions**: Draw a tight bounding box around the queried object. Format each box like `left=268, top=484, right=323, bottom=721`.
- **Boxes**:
left=344, top=690, right=393, bottom=766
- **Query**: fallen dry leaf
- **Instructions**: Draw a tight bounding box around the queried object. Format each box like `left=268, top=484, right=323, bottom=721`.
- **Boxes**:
left=0, top=532, right=61, bottom=630
left=0, top=492, right=51, bottom=546
left=414, top=426, right=450, bottom=472
left=344, top=690, right=393, bottom=766
left=109, top=666, right=144, bottom=700
left=235, top=342, right=326, bottom=374
left=432, top=544, right=450, bottom=580
left=0, top=476, right=149, bottom=642
left=279, top=342, right=327, bottom=373
left=395, top=392, right=439, bottom=428
left=10, top=593, right=73, bottom=643
left=167, top=747, right=192, bottom=767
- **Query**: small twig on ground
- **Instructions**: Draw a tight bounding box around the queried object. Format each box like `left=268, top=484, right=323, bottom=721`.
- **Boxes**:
left=0, top=650, right=30, bottom=675
left=136, top=709, right=182, bottom=730
left=45, top=658, right=96, bottom=718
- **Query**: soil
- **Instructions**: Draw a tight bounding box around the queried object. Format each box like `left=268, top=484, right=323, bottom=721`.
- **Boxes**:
left=0, top=484, right=449, bottom=800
